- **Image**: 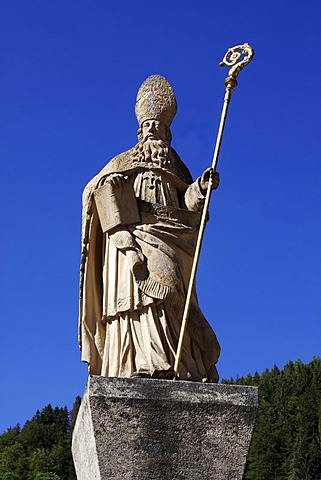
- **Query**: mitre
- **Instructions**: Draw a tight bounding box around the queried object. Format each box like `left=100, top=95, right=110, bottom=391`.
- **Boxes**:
left=135, top=75, right=177, bottom=127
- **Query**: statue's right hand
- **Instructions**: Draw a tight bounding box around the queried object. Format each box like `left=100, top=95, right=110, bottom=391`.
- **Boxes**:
left=106, top=173, right=126, bottom=188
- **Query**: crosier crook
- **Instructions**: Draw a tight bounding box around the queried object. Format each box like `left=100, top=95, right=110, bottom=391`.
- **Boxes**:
left=174, top=43, right=255, bottom=379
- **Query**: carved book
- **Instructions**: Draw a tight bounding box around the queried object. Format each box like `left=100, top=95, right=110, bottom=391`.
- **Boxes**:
left=94, top=181, right=141, bottom=233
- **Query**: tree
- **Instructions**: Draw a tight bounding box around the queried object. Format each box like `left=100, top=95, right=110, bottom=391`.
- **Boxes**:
left=0, top=401, right=78, bottom=480
left=0, top=473, right=20, bottom=480
left=34, top=474, right=61, bottom=480
left=242, top=358, right=321, bottom=480
left=70, top=397, right=81, bottom=431
left=0, top=442, right=27, bottom=479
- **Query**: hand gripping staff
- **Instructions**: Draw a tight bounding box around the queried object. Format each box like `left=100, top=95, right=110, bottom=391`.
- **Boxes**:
left=174, top=43, right=254, bottom=379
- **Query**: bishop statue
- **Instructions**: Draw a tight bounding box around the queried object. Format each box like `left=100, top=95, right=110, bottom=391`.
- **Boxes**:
left=79, top=75, right=220, bottom=382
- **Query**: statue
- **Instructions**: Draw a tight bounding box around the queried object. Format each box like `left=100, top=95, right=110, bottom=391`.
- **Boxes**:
left=79, top=75, right=220, bottom=382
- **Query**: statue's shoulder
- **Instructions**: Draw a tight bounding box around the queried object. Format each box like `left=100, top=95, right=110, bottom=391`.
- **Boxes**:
left=82, top=146, right=137, bottom=197
left=82, top=144, right=193, bottom=204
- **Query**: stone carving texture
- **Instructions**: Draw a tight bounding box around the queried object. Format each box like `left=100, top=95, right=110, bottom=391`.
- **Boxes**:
left=72, top=376, right=258, bottom=480
left=79, top=75, right=220, bottom=382
left=135, top=75, right=177, bottom=126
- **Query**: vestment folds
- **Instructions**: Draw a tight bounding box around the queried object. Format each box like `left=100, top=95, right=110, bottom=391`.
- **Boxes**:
left=79, top=146, right=220, bottom=381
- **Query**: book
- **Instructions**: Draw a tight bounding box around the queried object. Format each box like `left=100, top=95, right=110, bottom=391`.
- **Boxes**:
left=93, top=179, right=141, bottom=233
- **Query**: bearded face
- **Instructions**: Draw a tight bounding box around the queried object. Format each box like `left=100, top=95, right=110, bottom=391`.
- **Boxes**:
left=141, top=119, right=167, bottom=141
left=137, top=120, right=171, bottom=167
left=143, top=137, right=169, bottom=166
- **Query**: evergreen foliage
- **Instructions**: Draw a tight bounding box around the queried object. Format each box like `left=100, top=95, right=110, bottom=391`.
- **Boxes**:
left=1, top=360, right=320, bottom=479
left=225, top=357, right=321, bottom=479
left=0, top=398, right=81, bottom=480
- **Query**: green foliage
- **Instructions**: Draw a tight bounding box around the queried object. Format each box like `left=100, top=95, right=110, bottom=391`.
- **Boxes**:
left=0, top=399, right=81, bottom=480
left=34, top=474, right=61, bottom=480
left=0, top=441, right=27, bottom=478
left=0, top=427, right=20, bottom=457
left=237, top=357, right=321, bottom=480
left=70, top=397, right=81, bottom=432
left=0, top=474, right=20, bottom=480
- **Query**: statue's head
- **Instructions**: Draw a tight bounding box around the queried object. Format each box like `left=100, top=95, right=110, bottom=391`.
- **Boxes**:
left=135, top=75, right=177, bottom=145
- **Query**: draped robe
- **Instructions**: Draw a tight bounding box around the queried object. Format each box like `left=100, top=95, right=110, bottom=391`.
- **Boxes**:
left=79, top=145, right=220, bottom=382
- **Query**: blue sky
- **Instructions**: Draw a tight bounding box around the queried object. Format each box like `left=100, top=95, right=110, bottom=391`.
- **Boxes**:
left=1, top=0, right=321, bottom=433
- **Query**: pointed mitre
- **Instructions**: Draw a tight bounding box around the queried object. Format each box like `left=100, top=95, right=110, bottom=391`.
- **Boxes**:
left=135, top=75, right=177, bottom=127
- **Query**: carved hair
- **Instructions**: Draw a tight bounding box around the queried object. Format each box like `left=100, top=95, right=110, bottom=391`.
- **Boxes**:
left=133, top=132, right=172, bottom=167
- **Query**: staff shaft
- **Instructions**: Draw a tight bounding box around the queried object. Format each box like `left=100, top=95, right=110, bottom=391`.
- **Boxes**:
left=173, top=86, right=233, bottom=378
left=173, top=43, right=254, bottom=379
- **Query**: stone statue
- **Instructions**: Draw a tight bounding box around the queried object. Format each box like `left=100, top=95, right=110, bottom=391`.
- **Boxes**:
left=79, top=75, right=220, bottom=382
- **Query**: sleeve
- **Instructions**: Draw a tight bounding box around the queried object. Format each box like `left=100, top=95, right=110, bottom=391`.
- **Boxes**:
left=181, top=177, right=206, bottom=212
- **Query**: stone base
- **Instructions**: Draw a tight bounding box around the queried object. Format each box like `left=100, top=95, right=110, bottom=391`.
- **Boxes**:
left=72, top=376, right=258, bottom=480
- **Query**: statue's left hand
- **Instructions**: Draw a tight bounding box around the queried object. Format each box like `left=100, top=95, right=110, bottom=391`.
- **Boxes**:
left=200, top=168, right=219, bottom=194
left=106, top=173, right=127, bottom=189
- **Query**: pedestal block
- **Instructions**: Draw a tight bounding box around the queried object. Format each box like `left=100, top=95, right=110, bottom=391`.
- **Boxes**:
left=72, top=376, right=258, bottom=480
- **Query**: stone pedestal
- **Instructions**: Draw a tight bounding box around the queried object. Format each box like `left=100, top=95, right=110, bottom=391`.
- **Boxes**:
left=72, top=376, right=258, bottom=480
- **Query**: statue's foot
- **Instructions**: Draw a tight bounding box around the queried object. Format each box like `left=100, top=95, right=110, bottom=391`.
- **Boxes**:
left=131, top=371, right=151, bottom=379
left=152, top=368, right=175, bottom=380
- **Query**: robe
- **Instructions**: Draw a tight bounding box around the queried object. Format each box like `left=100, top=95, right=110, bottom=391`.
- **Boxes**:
left=79, top=145, right=220, bottom=382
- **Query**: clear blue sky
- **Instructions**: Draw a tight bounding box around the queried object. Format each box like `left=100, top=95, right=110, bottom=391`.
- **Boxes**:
left=1, top=0, right=320, bottom=433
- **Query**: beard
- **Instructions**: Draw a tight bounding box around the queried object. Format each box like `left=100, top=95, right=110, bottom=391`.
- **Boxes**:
left=141, top=138, right=170, bottom=167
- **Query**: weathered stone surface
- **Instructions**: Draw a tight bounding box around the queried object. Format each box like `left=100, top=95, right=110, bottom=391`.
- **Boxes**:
left=72, top=376, right=258, bottom=480
left=79, top=75, right=221, bottom=383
